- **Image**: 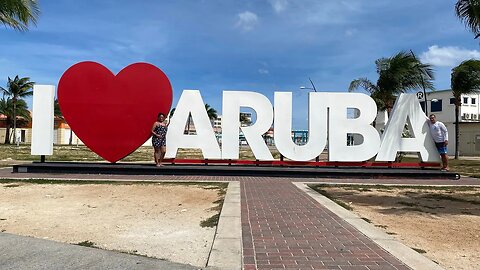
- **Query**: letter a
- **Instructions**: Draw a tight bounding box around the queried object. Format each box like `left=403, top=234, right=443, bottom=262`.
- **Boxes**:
left=165, top=90, right=221, bottom=159
left=376, top=94, right=440, bottom=162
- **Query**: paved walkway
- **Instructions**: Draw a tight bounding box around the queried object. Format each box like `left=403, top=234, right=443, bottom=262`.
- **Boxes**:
left=1, top=167, right=479, bottom=269
left=241, top=179, right=409, bottom=270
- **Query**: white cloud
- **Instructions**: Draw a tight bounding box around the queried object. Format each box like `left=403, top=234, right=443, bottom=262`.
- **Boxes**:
left=235, top=11, right=258, bottom=32
left=269, top=0, right=288, bottom=13
left=258, top=69, right=269, bottom=74
left=420, top=45, right=480, bottom=67
left=345, top=28, right=356, bottom=37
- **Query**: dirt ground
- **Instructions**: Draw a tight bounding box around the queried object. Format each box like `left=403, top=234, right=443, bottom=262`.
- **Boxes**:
left=314, top=185, right=480, bottom=270
left=0, top=182, right=225, bottom=267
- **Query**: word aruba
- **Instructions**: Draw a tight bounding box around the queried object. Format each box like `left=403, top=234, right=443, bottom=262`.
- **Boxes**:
left=166, top=90, right=440, bottom=162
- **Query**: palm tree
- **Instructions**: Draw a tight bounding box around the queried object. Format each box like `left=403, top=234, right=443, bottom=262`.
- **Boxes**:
left=455, top=0, right=480, bottom=39
left=349, top=51, right=434, bottom=115
left=204, top=103, right=218, bottom=122
left=0, top=97, right=30, bottom=144
left=1, top=76, right=35, bottom=143
left=0, top=0, right=40, bottom=31
left=451, top=59, right=480, bottom=159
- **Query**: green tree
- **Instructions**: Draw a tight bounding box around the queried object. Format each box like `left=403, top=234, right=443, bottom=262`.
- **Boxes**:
left=349, top=51, right=434, bottom=115
left=204, top=103, right=218, bottom=121
left=451, top=59, right=480, bottom=159
left=455, top=0, right=480, bottom=39
left=1, top=76, right=35, bottom=143
left=0, top=0, right=40, bottom=31
left=0, top=97, right=30, bottom=144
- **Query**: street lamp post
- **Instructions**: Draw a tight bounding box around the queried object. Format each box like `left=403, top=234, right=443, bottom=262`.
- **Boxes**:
left=410, top=50, right=428, bottom=116
left=300, top=77, right=317, bottom=92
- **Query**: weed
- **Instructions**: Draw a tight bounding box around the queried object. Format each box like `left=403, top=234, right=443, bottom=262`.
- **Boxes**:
left=76, top=241, right=96, bottom=248
left=361, top=217, right=372, bottom=223
left=397, top=201, right=418, bottom=207
left=375, top=224, right=388, bottom=229
left=200, top=213, right=220, bottom=228
left=412, top=247, right=427, bottom=254
left=423, top=194, right=480, bottom=205
left=308, top=186, right=353, bottom=210
left=3, top=184, right=21, bottom=188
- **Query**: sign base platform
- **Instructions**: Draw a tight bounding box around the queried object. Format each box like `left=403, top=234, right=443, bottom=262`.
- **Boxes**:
left=12, top=161, right=460, bottom=180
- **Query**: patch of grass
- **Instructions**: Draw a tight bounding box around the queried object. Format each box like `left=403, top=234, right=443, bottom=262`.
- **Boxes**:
left=361, top=217, right=372, bottom=223
left=375, top=224, right=388, bottom=229
left=199, top=184, right=227, bottom=228
left=76, top=241, right=96, bottom=248
left=345, top=187, right=372, bottom=192
left=3, top=184, right=21, bottom=188
left=412, top=247, right=427, bottom=254
left=402, top=207, right=429, bottom=213
left=423, top=194, right=480, bottom=205
left=398, top=201, right=418, bottom=207
left=310, top=183, right=478, bottom=192
left=308, top=186, right=353, bottom=210
left=200, top=213, right=221, bottom=228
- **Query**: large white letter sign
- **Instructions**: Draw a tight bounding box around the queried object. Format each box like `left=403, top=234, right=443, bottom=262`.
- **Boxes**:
left=31, top=85, right=55, bottom=155
left=222, top=91, right=274, bottom=160
left=274, top=92, right=327, bottom=161
left=376, top=94, right=440, bottom=162
left=327, top=93, right=381, bottom=161
left=165, top=90, right=221, bottom=159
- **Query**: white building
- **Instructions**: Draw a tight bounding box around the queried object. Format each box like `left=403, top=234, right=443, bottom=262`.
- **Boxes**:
left=422, top=89, right=480, bottom=156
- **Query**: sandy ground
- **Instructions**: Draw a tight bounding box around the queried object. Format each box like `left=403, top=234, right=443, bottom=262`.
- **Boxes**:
left=0, top=182, right=225, bottom=267
left=317, top=186, right=480, bottom=270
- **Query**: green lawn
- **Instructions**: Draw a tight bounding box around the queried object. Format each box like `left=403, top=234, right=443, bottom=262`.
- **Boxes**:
left=0, top=144, right=280, bottom=163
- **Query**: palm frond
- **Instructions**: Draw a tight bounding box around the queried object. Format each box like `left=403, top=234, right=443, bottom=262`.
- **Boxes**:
left=455, top=0, right=480, bottom=38
left=0, top=0, right=40, bottom=31
left=348, top=78, right=378, bottom=94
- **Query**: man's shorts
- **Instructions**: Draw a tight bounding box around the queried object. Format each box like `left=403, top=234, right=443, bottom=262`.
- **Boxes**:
left=435, top=142, right=448, bottom=154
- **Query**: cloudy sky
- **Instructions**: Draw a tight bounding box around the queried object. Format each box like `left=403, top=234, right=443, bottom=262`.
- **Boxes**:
left=0, top=0, right=478, bottom=129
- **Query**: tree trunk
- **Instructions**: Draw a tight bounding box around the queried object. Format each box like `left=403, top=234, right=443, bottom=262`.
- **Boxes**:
left=455, top=103, right=459, bottom=159
left=4, top=126, right=11, bottom=144
left=186, top=113, right=191, bottom=134
left=69, top=129, right=73, bottom=145
left=12, top=98, right=17, bottom=144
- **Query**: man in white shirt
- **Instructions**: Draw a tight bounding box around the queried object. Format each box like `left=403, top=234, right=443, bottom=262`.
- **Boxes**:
left=428, top=114, right=449, bottom=171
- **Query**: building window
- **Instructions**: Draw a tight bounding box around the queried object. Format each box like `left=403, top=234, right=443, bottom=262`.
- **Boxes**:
left=463, top=97, right=469, bottom=104
left=450, top=98, right=456, bottom=104
left=431, top=99, right=442, bottom=112
left=472, top=98, right=477, bottom=105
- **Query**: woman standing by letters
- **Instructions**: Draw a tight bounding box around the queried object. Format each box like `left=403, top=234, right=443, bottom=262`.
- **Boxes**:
left=151, top=112, right=168, bottom=166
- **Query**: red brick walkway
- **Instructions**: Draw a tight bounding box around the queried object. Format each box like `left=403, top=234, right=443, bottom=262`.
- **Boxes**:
left=241, top=179, right=411, bottom=270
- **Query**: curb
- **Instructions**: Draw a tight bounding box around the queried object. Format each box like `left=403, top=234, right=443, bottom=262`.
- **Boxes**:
left=207, top=181, right=242, bottom=270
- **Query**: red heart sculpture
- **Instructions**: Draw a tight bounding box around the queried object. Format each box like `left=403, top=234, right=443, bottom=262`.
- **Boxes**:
left=58, top=61, right=173, bottom=163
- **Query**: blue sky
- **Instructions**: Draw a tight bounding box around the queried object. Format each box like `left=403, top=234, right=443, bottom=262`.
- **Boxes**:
left=1, top=0, right=479, bottom=129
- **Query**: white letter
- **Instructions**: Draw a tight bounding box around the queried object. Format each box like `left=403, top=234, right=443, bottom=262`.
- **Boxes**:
left=328, top=93, right=381, bottom=161
left=31, top=85, right=55, bottom=156
left=165, top=90, right=221, bottom=159
left=376, top=94, right=440, bottom=162
left=222, top=91, right=274, bottom=160
left=274, top=92, right=327, bottom=161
